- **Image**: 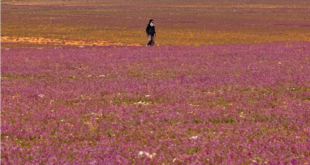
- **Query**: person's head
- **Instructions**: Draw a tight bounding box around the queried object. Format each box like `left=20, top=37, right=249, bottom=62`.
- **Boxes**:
left=149, top=19, right=154, bottom=27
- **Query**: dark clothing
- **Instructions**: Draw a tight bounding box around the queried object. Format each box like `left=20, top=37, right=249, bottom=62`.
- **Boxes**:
left=146, top=19, right=156, bottom=46
left=146, top=25, right=156, bottom=36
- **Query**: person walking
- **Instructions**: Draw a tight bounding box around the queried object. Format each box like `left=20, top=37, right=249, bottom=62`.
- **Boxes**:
left=146, top=19, right=156, bottom=46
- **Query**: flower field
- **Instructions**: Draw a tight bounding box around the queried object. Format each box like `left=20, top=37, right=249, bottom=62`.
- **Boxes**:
left=2, top=42, right=310, bottom=164
left=2, top=0, right=310, bottom=164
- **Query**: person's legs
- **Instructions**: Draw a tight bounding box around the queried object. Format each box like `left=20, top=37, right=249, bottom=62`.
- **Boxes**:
left=151, top=36, right=155, bottom=46
left=146, top=35, right=152, bottom=46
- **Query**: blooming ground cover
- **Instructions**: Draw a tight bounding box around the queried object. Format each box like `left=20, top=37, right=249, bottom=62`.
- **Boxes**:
left=2, top=0, right=310, bottom=164
left=1, top=42, right=310, bottom=164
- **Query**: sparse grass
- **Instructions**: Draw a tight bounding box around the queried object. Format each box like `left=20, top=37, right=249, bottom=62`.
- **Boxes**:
left=2, top=2, right=310, bottom=48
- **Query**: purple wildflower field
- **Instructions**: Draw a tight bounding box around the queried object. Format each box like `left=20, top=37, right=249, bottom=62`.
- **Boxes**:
left=1, top=42, right=310, bottom=164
